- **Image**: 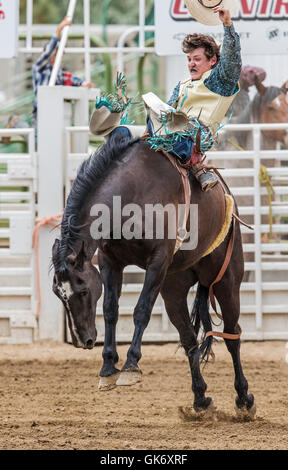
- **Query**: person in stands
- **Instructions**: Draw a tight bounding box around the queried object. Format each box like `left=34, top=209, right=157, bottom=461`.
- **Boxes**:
left=3, top=16, right=95, bottom=147
left=31, top=16, right=95, bottom=143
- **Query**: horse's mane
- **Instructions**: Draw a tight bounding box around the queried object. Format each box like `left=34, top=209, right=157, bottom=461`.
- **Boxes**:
left=53, top=134, right=139, bottom=274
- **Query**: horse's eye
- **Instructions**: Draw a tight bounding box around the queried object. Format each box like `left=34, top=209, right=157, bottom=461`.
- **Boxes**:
left=79, top=290, right=88, bottom=297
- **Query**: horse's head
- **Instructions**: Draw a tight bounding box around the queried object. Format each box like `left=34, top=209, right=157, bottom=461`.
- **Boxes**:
left=52, top=239, right=102, bottom=349
left=252, top=81, right=288, bottom=147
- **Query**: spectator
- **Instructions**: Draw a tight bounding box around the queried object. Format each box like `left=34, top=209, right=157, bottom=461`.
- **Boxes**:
left=32, top=16, right=95, bottom=143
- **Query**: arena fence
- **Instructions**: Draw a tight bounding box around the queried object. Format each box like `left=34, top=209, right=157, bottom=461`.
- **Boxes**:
left=0, top=128, right=37, bottom=343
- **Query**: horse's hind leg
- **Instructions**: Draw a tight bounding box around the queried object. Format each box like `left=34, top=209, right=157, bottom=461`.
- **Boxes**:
left=214, top=277, right=256, bottom=419
left=98, top=252, right=123, bottom=390
left=161, top=270, right=212, bottom=412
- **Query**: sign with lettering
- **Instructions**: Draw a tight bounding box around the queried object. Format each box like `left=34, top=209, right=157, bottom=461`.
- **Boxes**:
left=0, top=0, right=19, bottom=58
left=155, top=0, right=288, bottom=55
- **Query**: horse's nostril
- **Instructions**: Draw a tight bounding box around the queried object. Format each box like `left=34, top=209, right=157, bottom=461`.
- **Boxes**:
left=85, top=339, right=94, bottom=349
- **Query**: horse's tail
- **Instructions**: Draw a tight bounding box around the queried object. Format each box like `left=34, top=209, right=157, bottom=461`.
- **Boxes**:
left=190, top=282, right=213, bottom=363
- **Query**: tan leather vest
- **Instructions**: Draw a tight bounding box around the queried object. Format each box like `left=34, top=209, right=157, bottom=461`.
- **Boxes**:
left=176, top=70, right=239, bottom=135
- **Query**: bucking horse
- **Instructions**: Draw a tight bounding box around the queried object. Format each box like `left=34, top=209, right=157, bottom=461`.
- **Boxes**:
left=52, top=132, right=255, bottom=419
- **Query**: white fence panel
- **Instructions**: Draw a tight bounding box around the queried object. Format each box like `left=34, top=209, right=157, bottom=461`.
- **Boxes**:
left=0, top=128, right=37, bottom=344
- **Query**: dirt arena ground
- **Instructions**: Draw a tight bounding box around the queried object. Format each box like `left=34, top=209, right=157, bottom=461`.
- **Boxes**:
left=0, top=340, right=287, bottom=450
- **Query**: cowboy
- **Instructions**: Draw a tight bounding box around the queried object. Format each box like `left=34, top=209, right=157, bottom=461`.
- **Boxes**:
left=151, top=3, right=242, bottom=191
left=90, top=2, right=241, bottom=192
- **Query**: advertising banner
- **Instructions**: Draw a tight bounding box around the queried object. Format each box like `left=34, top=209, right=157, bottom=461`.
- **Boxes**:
left=0, top=0, right=19, bottom=58
left=155, top=0, right=288, bottom=55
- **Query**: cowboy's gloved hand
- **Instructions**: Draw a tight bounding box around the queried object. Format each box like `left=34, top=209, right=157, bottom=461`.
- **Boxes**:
left=213, top=7, right=232, bottom=26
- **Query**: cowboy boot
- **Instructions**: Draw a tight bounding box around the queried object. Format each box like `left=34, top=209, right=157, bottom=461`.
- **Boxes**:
left=191, top=163, right=218, bottom=192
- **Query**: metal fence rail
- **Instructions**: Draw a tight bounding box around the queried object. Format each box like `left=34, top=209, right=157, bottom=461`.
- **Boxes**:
left=20, top=0, right=155, bottom=79
left=0, top=128, right=37, bottom=343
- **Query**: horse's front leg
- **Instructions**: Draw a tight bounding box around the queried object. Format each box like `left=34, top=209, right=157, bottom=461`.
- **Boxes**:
left=98, top=253, right=123, bottom=390
left=117, top=252, right=170, bottom=386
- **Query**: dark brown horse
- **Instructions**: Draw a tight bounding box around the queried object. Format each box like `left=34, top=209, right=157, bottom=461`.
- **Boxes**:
left=52, top=133, right=255, bottom=418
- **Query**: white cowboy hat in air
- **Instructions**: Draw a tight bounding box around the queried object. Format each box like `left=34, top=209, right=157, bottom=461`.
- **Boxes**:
left=184, top=0, right=238, bottom=26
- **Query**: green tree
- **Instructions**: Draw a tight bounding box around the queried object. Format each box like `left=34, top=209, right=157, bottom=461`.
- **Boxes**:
left=19, top=0, right=153, bottom=25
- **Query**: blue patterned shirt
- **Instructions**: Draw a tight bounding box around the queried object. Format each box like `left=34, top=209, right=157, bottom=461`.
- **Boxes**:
left=32, top=36, right=84, bottom=114
left=167, top=24, right=241, bottom=105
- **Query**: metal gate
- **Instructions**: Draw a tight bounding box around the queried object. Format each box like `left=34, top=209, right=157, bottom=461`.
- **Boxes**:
left=0, top=128, right=37, bottom=344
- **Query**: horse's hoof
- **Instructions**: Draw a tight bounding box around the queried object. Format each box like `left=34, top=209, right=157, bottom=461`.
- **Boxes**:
left=197, top=400, right=217, bottom=421
left=193, top=396, right=213, bottom=413
left=235, top=394, right=256, bottom=421
left=179, top=399, right=216, bottom=422
left=98, top=372, right=120, bottom=391
left=116, top=370, right=142, bottom=386
left=235, top=403, right=256, bottom=421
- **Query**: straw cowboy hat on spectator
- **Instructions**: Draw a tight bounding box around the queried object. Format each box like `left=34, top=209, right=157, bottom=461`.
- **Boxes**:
left=184, top=0, right=238, bottom=25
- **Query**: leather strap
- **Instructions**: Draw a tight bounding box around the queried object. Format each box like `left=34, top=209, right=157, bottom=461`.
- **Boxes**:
left=162, top=152, right=191, bottom=253
left=205, top=326, right=242, bottom=341
left=232, top=212, right=254, bottom=230
left=209, top=215, right=236, bottom=313
left=206, top=208, right=242, bottom=341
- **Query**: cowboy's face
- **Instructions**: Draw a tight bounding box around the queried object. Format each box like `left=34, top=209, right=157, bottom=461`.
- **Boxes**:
left=187, top=48, right=217, bottom=80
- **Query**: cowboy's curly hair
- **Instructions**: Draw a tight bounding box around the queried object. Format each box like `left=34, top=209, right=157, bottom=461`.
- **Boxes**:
left=182, top=34, right=220, bottom=64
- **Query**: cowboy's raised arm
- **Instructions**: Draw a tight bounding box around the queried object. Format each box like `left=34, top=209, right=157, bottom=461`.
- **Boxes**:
left=205, top=8, right=241, bottom=95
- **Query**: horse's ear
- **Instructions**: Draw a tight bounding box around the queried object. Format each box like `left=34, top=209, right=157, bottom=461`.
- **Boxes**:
left=67, top=252, right=77, bottom=266
left=67, top=242, right=88, bottom=270
left=52, top=239, right=60, bottom=263
left=281, top=80, right=288, bottom=91
left=254, top=75, right=267, bottom=96
left=77, top=241, right=89, bottom=270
